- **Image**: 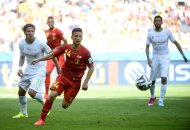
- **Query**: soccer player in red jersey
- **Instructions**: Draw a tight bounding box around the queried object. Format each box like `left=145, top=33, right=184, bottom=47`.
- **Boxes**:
left=32, top=28, right=94, bottom=126
left=44, top=16, right=68, bottom=99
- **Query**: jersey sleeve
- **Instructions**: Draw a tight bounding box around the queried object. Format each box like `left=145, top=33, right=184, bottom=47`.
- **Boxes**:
left=86, top=51, right=94, bottom=67
left=146, top=29, right=151, bottom=45
left=42, top=42, right=51, bottom=54
left=168, top=30, right=176, bottom=43
left=19, top=41, right=24, bottom=56
left=52, top=44, right=66, bottom=57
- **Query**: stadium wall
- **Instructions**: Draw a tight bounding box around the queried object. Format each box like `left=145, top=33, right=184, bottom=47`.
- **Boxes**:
left=0, top=60, right=189, bottom=87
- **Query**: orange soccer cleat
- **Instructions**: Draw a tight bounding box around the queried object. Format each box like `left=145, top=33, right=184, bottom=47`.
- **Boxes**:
left=34, top=119, right=45, bottom=126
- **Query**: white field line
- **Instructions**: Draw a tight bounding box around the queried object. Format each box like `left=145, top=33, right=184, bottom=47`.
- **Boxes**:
left=0, top=94, right=189, bottom=100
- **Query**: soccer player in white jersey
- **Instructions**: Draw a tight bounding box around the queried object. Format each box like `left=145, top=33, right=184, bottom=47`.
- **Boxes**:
left=12, top=24, right=61, bottom=118
left=145, top=15, right=188, bottom=107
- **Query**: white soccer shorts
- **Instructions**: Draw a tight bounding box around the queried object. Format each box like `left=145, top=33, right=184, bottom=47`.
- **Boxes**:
left=18, top=70, right=46, bottom=93
left=149, top=54, right=170, bottom=81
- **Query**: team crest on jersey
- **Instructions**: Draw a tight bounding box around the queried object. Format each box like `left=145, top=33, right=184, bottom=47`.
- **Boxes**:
left=88, top=57, right=93, bottom=64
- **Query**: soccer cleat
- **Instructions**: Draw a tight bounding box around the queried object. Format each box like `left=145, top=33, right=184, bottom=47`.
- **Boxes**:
left=34, top=119, right=45, bottom=126
left=147, top=97, right=156, bottom=106
left=158, top=99, right=164, bottom=107
left=12, top=112, right=28, bottom=118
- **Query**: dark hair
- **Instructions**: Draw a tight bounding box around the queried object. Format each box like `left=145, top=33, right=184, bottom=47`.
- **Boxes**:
left=47, top=16, right=54, bottom=21
left=154, top=15, right=162, bottom=21
left=72, top=28, right=82, bottom=35
left=22, top=23, right=35, bottom=32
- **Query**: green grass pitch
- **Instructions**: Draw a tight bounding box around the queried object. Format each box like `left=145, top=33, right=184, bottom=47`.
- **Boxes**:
left=0, top=84, right=190, bottom=130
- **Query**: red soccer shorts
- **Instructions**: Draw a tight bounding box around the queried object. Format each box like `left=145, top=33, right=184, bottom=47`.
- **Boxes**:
left=50, top=76, right=81, bottom=103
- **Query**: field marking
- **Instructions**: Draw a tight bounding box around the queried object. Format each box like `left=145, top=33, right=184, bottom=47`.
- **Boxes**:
left=0, top=94, right=189, bottom=101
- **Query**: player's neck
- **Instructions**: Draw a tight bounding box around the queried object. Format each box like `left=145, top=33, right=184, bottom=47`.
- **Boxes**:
left=154, top=27, right=163, bottom=32
left=72, top=44, right=82, bottom=49
left=49, top=27, right=54, bottom=30
left=26, top=38, right=35, bottom=44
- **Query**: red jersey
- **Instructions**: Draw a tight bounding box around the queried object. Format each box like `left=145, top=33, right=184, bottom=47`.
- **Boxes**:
left=45, top=28, right=65, bottom=49
left=53, top=44, right=93, bottom=80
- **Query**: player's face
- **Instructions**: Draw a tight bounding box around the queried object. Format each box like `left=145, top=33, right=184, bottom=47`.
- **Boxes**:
left=154, top=18, right=162, bottom=29
left=24, top=27, right=35, bottom=42
left=47, top=19, right=54, bottom=29
left=71, top=32, right=83, bottom=45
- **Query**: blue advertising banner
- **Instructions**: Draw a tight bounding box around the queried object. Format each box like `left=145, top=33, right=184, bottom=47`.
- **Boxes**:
left=0, top=56, right=189, bottom=86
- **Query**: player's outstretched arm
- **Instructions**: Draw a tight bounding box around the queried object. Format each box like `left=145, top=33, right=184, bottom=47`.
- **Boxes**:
left=52, top=57, right=62, bottom=74
left=82, top=65, right=94, bottom=91
left=31, top=52, right=54, bottom=65
left=173, top=41, right=188, bottom=62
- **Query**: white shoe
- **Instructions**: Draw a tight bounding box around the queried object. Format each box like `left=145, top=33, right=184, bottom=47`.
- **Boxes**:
left=158, top=99, right=164, bottom=107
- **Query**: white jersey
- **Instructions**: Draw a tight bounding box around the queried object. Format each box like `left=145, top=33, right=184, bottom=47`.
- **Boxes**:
left=19, top=38, right=51, bottom=74
left=146, top=28, right=176, bottom=55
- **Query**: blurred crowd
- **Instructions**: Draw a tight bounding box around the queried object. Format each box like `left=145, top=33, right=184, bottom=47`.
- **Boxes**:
left=0, top=0, right=189, bottom=52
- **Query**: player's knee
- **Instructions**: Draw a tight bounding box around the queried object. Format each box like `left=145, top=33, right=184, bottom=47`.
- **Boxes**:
left=161, top=77, right=167, bottom=84
left=62, top=101, right=71, bottom=109
left=62, top=104, right=68, bottom=109
left=46, top=72, right=51, bottom=76
left=18, top=87, right=26, bottom=96
left=49, top=94, right=57, bottom=102
left=28, top=91, right=35, bottom=98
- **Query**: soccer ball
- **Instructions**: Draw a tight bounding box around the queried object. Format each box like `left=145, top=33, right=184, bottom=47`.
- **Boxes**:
left=135, top=74, right=150, bottom=91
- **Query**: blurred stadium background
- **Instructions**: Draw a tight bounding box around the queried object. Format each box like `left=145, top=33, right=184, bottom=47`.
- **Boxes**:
left=0, top=0, right=190, bottom=88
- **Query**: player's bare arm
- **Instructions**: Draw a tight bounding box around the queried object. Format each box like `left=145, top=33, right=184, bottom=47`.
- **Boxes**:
left=31, top=52, right=54, bottom=65
left=52, top=57, right=62, bottom=74
left=17, top=56, right=25, bottom=77
left=82, top=65, right=94, bottom=91
left=145, top=45, right=152, bottom=67
left=173, top=41, right=188, bottom=62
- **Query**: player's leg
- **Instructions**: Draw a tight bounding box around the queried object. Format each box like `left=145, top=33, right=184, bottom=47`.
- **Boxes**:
left=159, top=77, right=167, bottom=106
left=62, top=84, right=80, bottom=109
left=148, top=55, right=159, bottom=106
left=13, top=86, right=28, bottom=118
left=34, top=81, right=64, bottom=126
left=29, top=73, right=46, bottom=104
left=158, top=54, right=170, bottom=107
left=28, top=89, right=45, bottom=104
left=45, top=59, right=55, bottom=99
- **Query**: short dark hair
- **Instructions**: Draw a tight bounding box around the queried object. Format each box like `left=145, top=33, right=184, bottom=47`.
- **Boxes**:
left=22, top=23, right=35, bottom=32
left=72, top=28, right=82, bottom=35
left=47, top=16, right=54, bottom=21
left=154, top=15, right=162, bottom=21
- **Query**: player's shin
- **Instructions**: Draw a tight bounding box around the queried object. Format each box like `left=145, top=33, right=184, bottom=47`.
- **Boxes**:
left=160, top=84, right=167, bottom=100
left=150, top=84, right=155, bottom=98
left=34, top=93, right=45, bottom=104
left=41, top=99, right=53, bottom=121
left=19, top=96, right=27, bottom=115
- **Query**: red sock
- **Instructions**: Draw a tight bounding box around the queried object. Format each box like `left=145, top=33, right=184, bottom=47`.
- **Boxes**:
left=41, top=99, right=53, bottom=121
left=45, top=76, right=50, bottom=94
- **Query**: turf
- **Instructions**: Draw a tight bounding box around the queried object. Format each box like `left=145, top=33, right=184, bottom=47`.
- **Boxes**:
left=0, top=85, right=190, bottom=130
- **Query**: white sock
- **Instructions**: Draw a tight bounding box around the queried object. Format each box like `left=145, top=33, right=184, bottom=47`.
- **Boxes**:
left=19, top=96, right=27, bottom=115
left=160, top=84, right=167, bottom=101
left=150, top=84, right=155, bottom=98
left=34, top=93, right=45, bottom=104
